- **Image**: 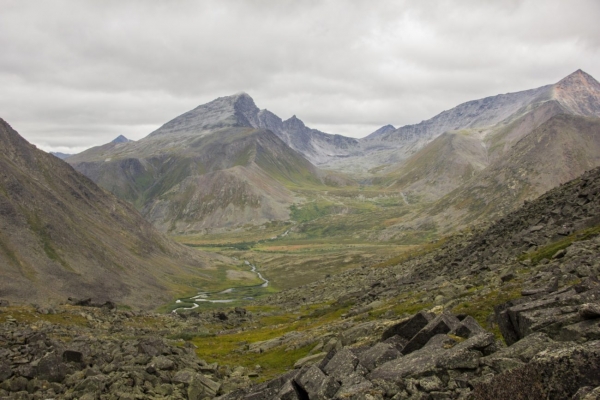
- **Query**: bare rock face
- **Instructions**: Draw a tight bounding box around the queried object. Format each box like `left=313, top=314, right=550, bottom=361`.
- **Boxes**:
left=145, top=92, right=358, bottom=166
left=553, top=69, right=600, bottom=117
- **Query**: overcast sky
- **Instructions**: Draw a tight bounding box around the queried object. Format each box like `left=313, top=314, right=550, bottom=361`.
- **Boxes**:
left=1, top=0, right=599, bottom=153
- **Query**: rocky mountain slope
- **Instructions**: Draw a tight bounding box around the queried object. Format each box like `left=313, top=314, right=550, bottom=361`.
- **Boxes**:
left=4, top=144, right=600, bottom=399
left=68, top=97, right=345, bottom=233
left=144, top=93, right=358, bottom=166
left=323, top=69, right=600, bottom=177
left=425, top=113, right=600, bottom=230
left=370, top=70, right=600, bottom=238
left=0, top=119, right=232, bottom=309
left=219, top=155, right=600, bottom=400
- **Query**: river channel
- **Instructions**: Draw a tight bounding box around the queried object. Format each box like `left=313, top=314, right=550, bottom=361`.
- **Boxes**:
left=173, top=261, right=269, bottom=312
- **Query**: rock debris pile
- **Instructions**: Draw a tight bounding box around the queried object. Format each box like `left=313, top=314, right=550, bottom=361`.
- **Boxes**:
left=0, top=305, right=256, bottom=400
left=224, top=277, right=600, bottom=399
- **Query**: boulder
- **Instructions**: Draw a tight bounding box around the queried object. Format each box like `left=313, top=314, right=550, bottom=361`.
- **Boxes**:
left=369, top=332, right=494, bottom=384
left=402, top=312, right=462, bottom=355
left=357, top=342, right=402, bottom=371
left=381, top=311, right=434, bottom=341
left=189, top=373, right=221, bottom=399
left=340, top=321, right=380, bottom=346
left=138, top=337, right=167, bottom=357
left=277, top=380, right=301, bottom=400
left=295, top=365, right=340, bottom=399
left=494, top=287, right=599, bottom=344
left=579, top=303, right=600, bottom=319
left=450, top=315, right=486, bottom=338
left=62, top=350, right=84, bottom=363
left=34, top=354, right=67, bottom=383
left=322, top=348, right=360, bottom=379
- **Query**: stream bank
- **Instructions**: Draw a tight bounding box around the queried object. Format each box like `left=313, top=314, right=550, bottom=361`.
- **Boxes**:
left=173, top=261, right=269, bottom=312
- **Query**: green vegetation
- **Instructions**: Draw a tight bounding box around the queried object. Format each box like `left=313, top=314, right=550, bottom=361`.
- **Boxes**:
left=453, top=283, right=522, bottom=340
left=0, top=231, right=21, bottom=269
left=190, top=301, right=354, bottom=381
left=25, top=211, right=72, bottom=272
left=519, top=223, right=600, bottom=265
left=369, top=296, right=433, bottom=320
left=290, top=201, right=338, bottom=223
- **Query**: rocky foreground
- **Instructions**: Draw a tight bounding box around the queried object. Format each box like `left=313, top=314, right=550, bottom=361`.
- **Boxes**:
left=0, top=302, right=262, bottom=399
left=224, top=277, right=600, bottom=400
left=3, top=273, right=600, bottom=400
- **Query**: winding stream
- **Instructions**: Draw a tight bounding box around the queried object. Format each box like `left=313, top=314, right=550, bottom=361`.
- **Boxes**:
left=173, top=261, right=269, bottom=313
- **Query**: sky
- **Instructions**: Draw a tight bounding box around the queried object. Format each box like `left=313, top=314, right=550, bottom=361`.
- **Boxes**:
left=1, top=0, right=599, bottom=154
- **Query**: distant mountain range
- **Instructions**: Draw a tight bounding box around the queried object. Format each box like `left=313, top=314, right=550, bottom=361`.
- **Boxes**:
left=0, top=120, right=230, bottom=308
left=50, top=152, right=72, bottom=160
left=67, top=69, right=600, bottom=236
left=67, top=98, right=346, bottom=233
left=377, top=69, right=600, bottom=237
left=51, top=135, right=131, bottom=160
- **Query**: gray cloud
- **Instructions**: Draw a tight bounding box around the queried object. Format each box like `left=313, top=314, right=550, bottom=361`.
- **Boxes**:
left=1, top=0, right=599, bottom=151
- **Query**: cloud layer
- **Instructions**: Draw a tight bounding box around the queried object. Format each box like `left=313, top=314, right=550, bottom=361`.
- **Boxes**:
left=1, top=0, right=599, bottom=152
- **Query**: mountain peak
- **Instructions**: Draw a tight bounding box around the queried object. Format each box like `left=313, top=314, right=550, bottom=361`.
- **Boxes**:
left=283, top=115, right=307, bottom=129
left=553, top=69, right=600, bottom=117
left=111, top=135, right=130, bottom=144
left=366, top=124, right=397, bottom=139
left=556, top=69, right=599, bottom=87
left=149, top=92, right=260, bottom=136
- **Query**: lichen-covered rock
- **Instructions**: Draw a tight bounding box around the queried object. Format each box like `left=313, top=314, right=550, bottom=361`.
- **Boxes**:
left=357, top=342, right=402, bottom=371
left=295, top=365, right=340, bottom=399
left=473, top=340, right=600, bottom=400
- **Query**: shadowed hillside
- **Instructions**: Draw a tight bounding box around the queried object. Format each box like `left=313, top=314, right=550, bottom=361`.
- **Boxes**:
left=0, top=119, right=233, bottom=309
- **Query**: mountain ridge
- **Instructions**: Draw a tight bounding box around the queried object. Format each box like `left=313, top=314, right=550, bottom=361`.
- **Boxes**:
left=0, top=118, right=232, bottom=308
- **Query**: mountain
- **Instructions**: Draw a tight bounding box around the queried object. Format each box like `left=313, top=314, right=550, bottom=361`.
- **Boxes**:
left=146, top=92, right=358, bottom=165
left=373, top=71, right=600, bottom=238
left=323, top=69, right=600, bottom=175
left=368, top=124, right=396, bottom=137
left=50, top=152, right=73, bottom=159
left=68, top=95, right=343, bottom=234
left=50, top=136, right=130, bottom=161
left=426, top=113, right=600, bottom=229
left=0, top=119, right=232, bottom=309
left=111, top=134, right=131, bottom=144
left=68, top=71, right=600, bottom=238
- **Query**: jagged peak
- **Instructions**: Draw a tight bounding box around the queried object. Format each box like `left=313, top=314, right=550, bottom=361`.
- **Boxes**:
left=283, top=115, right=307, bottom=129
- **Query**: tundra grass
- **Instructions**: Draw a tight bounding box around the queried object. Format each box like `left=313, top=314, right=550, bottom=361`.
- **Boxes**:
left=518, top=223, right=600, bottom=265
left=452, top=283, right=523, bottom=340
left=191, top=301, right=353, bottom=381
left=0, top=306, right=88, bottom=327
